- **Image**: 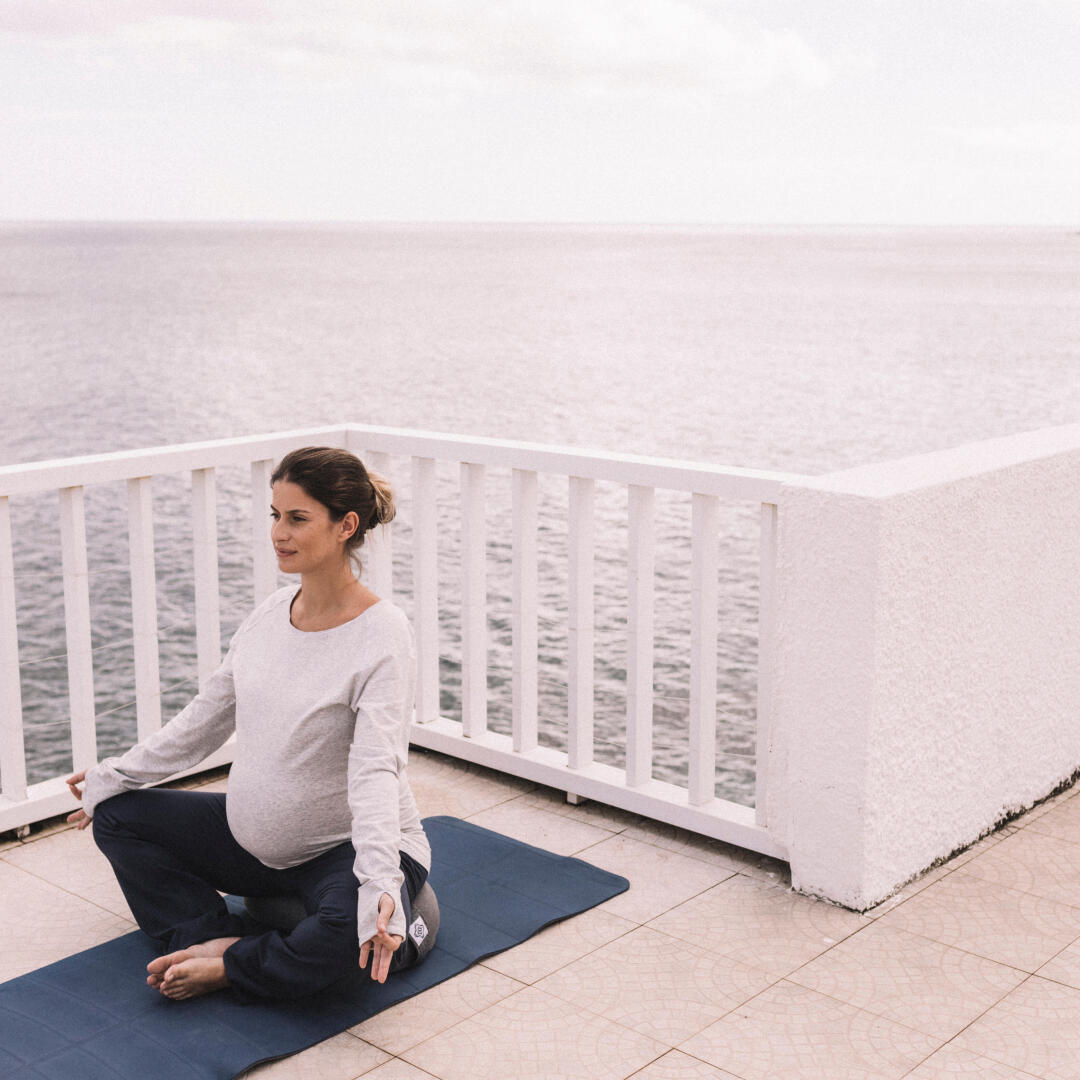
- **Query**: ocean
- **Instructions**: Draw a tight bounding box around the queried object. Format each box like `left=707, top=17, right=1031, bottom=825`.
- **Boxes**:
left=2, top=223, right=1078, bottom=802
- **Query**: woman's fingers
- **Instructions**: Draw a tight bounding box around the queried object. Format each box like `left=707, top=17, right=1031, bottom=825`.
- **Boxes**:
left=374, top=942, right=393, bottom=983
left=359, top=932, right=402, bottom=982
left=359, top=894, right=403, bottom=982
left=65, top=770, right=86, bottom=800
left=65, top=771, right=90, bottom=829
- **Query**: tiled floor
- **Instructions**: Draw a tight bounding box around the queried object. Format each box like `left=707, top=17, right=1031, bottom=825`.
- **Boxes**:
left=3, top=752, right=1080, bottom=1079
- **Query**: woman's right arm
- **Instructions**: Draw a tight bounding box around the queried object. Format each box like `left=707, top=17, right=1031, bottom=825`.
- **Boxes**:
left=69, top=644, right=239, bottom=822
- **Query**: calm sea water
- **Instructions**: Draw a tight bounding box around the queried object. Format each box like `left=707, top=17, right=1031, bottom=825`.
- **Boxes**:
left=2, top=223, right=1078, bottom=802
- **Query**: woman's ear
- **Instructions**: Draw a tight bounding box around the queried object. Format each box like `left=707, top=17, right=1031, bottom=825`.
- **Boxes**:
left=340, top=511, right=360, bottom=543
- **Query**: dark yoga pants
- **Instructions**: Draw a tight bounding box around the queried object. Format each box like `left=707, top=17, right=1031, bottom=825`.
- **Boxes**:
left=92, top=788, right=428, bottom=1001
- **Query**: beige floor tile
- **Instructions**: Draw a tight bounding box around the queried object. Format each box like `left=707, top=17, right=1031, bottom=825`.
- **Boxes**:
left=0, top=860, right=134, bottom=981
left=649, top=874, right=869, bottom=978
left=788, top=921, right=1026, bottom=1039
left=622, top=819, right=789, bottom=887
left=402, top=985, right=668, bottom=1080
left=520, top=785, right=642, bottom=833
left=878, top=870, right=1080, bottom=972
left=576, top=834, right=735, bottom=924
left=536, top=925, right=775, bottom=1045
left=934, top=831, right=1008, bottom=872
left=861, top=864, right=953, bottom=919
left=3, top=822, right=133, bottom=919
left=349, top=965, right=523, bottom=1055
left=17, top=816, right=74, bottom=843
left=904, top=1042, right=1044, bottom=1079
left=626, top=1049, right=743, bottom=1079
left=679, top=980, right=941, bottom=1080
left=169, top=766, right=231, bottom=791
left=363, top=1061, right=442, bottom=1080
left=408, top=751, right=536, bottom=798
left=409, top=770, right=528, bottom=820
left=241, top=1032, right=388, bottom=1079
left=464, top=797, right=614, bottom=856
left=1024, top=793, right=1080, bottom=842
left=1020, top=783, right=1080, bottom=825
left=953, top=976, right=1080, bottom=1079
left=959, top=828, right=1080, bottom=908
left=1036, top=938, right=1080, bottom=991
left=480, top=905, right=637, bottom=983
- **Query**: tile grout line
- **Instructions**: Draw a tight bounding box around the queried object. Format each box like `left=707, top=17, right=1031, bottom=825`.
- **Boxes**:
left=0, top=849, right=137, bottom=924
left=358, top=971, right=533, bottom=1060
left=394, top=979, right=542, bottom=1070
left=893, top=972, right=1046, bottom=1080
left=524, top=919, right=777, bottom=1049
left=480, top=909, right=642, bottom=985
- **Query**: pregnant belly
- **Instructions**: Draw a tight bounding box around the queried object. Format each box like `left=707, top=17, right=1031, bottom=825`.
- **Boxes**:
left=226, top=765, right=350, bottom=869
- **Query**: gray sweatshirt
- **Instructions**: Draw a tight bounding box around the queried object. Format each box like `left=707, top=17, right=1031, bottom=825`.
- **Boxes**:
left=82, top=586, right=431, bottom=946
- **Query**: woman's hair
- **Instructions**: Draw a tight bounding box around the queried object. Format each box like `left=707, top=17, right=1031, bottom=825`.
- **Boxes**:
left=270, top=447, right=395, bottom=572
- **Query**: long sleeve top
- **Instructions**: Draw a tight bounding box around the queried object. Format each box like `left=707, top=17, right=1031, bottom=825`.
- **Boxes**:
left=81, top=586, right=431, bottom=945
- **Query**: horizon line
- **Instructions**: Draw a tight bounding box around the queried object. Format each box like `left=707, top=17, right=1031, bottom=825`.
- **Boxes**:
left=1, top=218, right=1077, bottom=231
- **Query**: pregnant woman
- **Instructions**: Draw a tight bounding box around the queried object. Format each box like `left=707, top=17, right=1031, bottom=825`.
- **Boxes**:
left=65, top=446, right=431, bottom=1001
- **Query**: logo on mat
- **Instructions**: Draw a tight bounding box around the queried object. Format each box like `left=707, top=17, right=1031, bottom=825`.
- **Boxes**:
left=409, top=916, right=428, bottom=945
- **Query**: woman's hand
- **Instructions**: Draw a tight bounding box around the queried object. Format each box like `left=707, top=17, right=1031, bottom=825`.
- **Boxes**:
left=65, top=770, right=91, bottom=830
left=359, top=892, right=402, bottom=983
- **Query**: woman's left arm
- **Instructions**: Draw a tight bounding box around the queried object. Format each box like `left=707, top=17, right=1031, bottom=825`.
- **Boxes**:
left=348, top=625, right=416, bottom=972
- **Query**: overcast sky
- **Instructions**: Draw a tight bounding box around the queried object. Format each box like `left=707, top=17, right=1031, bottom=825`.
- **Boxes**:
left=2, top=0, right=1078, bottom=224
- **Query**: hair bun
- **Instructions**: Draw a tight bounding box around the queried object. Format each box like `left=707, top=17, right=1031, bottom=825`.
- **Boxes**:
left=367, top=470, right=396, bottom=529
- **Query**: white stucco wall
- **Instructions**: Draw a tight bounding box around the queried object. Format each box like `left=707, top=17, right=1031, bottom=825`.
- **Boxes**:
left=768, top=423, right=1080, bottom=909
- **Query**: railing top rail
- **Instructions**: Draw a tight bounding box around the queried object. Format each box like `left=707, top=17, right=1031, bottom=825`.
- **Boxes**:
left=0, top=427, right=351, bottom=497
left=345, top=424, right=809, bottom=499
left=1, top=423, right=811, bottom=501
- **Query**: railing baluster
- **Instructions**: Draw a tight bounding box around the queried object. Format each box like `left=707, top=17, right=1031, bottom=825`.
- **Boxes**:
left=127, top=477, right=162, bottom=741
left=755, top=502, right=778, bottom=827
left=626, top=483, right=655, bottom=787
left=0, top=497, right=27, bottom=801
left=59, top=485, right=97, bottom=770
left=512, top=469, right=538, bottom=753
left=364, top=450, right=393, bottom=600
left=568, top=476, right=595, bottom=769
left=689, top=493, right=719, bottom=805
left=191, top=468, right=221, bottom=691
left=1, top=425, right=799, bottom=853
left=251, top=459, right=276, bottom=604
left=411, top=457, right=439, bottom=724
left=460, top=462, right=487, bottom=738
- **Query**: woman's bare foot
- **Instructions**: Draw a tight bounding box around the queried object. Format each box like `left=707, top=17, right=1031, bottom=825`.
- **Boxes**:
left=158, top=956, right=229, bottom=1000
left=147, top=937, right=240, bottom=992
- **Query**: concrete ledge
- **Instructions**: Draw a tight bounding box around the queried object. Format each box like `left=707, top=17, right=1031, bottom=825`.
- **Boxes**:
left=768, top=422, right=1080, bottom=908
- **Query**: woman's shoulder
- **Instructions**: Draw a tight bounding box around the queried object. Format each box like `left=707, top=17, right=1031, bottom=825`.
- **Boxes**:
left=351, top=597, right=413, bottom=654
left=365, top=596, right=412, bottom=634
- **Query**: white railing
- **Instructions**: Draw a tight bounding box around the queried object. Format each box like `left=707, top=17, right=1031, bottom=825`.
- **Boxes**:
left=0, top=425, right=804, bottom=860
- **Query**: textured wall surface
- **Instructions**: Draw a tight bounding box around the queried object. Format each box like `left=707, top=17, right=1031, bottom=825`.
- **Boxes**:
left=768, top=423, right=1080, bottom=909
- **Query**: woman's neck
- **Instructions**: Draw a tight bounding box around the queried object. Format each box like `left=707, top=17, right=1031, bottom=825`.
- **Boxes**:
left=296, top=564, right=361, bottom=616
left=290, top=563, right=380, bottom=631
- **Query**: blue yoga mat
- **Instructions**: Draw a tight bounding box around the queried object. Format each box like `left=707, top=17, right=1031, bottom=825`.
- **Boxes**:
left=0, top=815, right=628, bottom=1080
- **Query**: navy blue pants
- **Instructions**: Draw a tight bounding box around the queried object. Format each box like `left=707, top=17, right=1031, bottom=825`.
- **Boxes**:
left=92, top=788, right=427, bottom=1001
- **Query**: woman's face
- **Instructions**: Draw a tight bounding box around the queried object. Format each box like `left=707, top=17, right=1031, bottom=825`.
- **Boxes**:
left=270, top=480, right=354, bottom=575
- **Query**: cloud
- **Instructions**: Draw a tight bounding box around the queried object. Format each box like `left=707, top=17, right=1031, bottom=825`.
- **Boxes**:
left=0, top=0, right=833, bottom=96
left=944, top=122, right=1080, bottom=156
left=0, top=0, right=271, bottom=37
